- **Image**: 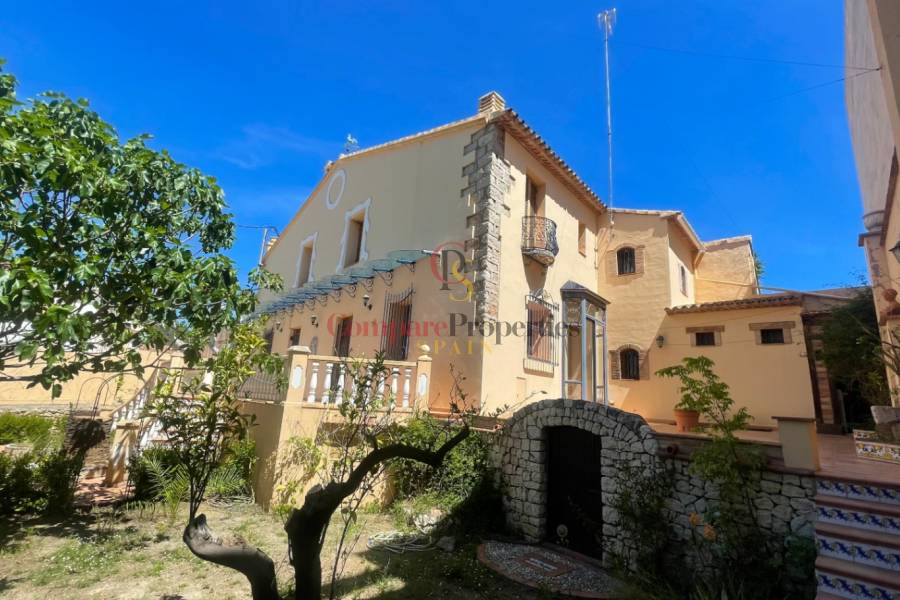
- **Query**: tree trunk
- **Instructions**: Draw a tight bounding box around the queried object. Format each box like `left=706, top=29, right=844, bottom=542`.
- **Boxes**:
left=284, top=424, right=471, bottom=599
left=183, top=514, right=279, bottom=600
left=285, top=502, right=331, bottom=599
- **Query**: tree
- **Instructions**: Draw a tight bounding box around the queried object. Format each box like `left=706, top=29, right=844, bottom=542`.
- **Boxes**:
left=148, top=341, right=474, bottom=600
left=0, top=60, right=277, bottom=394
left=820, top=287, right=891, bottom=407
left=147, top=319, right=285, bottom=599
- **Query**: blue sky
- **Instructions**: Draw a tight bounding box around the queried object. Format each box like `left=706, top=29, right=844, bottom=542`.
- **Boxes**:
left=2, top=0, right=869, bottom=291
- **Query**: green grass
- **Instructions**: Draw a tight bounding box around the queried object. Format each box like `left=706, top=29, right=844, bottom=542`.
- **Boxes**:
left=1, top=503, right=564, bottom=600
left=29, top=528, right=150, bottom=588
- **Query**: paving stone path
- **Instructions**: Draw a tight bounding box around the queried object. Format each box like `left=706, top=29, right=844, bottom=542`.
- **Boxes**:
left=478, top=541, right=621, bottom=598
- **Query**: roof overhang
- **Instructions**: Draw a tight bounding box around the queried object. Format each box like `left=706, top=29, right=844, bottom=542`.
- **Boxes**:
left=493, top=110, right=605, bottom=212
left=665, top=293, right=803, bottom=315
left=560, top=280, right=610, bottom=307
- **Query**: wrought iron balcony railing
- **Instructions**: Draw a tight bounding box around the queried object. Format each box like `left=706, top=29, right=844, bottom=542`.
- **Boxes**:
left=521, top=215, right=559, bottom=265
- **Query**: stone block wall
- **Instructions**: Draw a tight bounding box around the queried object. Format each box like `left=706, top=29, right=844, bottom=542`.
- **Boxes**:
left=492, top=398, right=658, bottom=543
left=461, top=122, right=508, bottom=323
left=493, top=398, right=816, bottom=566
left=664, top=458, right=816, bottom=542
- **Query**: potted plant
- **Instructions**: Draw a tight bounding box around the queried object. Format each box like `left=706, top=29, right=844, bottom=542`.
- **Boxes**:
left=673, top=402, right=703, bottom=433
left=656, top=356, right=725, bottom=433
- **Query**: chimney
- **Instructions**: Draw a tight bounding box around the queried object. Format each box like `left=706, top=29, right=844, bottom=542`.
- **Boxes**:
left=478, top=91, right=506, bottom=115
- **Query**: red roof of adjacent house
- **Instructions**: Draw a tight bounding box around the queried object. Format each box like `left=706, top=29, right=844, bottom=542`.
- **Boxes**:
left=665, top=293, right=804, bottom=315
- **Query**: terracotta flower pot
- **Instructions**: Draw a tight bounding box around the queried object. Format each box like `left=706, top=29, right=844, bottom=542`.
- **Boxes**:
left=674, top=409, right=700, bottom=433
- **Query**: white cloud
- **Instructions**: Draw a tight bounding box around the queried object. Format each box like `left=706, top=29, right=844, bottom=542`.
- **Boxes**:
left=217, top=124, right=340, bottom=170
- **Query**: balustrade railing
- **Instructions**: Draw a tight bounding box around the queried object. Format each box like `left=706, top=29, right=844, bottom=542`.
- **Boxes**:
left=302, top=355, right=418, bottom=408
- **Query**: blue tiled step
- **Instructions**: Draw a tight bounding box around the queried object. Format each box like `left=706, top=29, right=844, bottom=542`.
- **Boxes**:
left=815, top=556, right=900, bottom=600
left=816, top=495, right=900, bottom=536
left=818, top=477, right=900, bottom=506
left=816, top=523, right=900, bottom=573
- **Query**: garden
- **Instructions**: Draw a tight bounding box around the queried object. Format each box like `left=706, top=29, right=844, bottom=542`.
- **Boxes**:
left=0, top=406, right=563, bottom=600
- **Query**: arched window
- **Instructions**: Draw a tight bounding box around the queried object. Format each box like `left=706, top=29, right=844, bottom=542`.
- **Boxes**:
left=620, top=348, right=641, bottom=380
left=617, top=247, right=636, bottom=275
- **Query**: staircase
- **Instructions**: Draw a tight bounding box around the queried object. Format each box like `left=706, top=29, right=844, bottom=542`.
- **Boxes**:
left=814, top=474, right=900, bottom=599
left=62, top=409, right=115, bottom=477
left=73, top=417, right=114, bottom=479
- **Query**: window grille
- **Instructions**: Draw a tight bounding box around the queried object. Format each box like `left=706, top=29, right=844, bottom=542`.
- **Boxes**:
left=760, top=328, right=785, bottom=345
left=695, top=331, right=716, bottom=346
left=333, top=316, right=353, bottom=357
left=526, top=293, right=559, bottom=365
left=620, top=348, right=640, bottom=380
left=617, top=247, right=636, bottom=275
left=381, top=287, right=414, bottom=360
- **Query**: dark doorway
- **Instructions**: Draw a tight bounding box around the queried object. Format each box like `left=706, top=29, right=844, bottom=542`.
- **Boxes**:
left=546, top=426, right=604, bottom=558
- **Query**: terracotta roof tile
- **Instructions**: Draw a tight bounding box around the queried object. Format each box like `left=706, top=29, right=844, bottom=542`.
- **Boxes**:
left=666, top=293, right=803, bottom=315
left=494, top=109, right=605, bottom=210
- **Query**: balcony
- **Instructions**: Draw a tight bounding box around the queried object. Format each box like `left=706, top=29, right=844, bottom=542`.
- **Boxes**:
left=521, top=215, right=559, bottom=265
left=238, top=349, right=432, bottom=411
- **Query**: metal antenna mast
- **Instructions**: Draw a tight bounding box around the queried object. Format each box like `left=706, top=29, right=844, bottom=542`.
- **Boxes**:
left=598, top=8, right=616, bottom=224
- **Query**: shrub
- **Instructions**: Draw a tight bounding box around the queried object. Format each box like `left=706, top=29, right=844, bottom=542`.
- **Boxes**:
left=0, top=449, right=82, bottom=515
left=389, top=413, right=501, bottom=536
left=218, top=436, right=257, bottom=490
left=127, top=445, right=181, bottom=501
left=617, top=357, right=817, bottom=598
left=608, top=463, right=680, bottom=582
left=127, top=437, right=257, bottom=511
left=390, top=413, right=491, bottom=503
left=0, top=412, right=67, bottom=446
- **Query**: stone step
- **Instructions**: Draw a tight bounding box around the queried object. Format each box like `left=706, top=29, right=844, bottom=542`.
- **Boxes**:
left=816, top=523, right=900, bottom=573
left=81, top=463, right=107, bottom=479
left=815, top=495, right=900, bottom=536
left=817, top=476, right=900, bottom=507
left=815, top=556, right=900, bottom=599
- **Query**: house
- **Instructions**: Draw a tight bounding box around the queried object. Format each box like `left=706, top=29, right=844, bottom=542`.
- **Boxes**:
left=598, top=209, right=819, bottom=428
left=846, top=0, right=900, bottom=409
left=255, top=91, right=822, bottom=433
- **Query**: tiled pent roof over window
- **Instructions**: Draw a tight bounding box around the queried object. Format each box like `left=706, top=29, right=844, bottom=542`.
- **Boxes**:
left=665, top=293, right=803, bottom=314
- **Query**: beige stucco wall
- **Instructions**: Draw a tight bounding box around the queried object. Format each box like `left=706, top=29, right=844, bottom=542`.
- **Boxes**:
left=599, top=212, right=674, bottom=367
left=666, top=222, right=698, bottom=307
left=476, top=132, right=603, bottom=414
left=262, top=121, right=481, bottom=298
left=0, top=348, right=169, bottom=409
left=266, top=260, right=483, bottom=413
left=846, top=0, right=895, bottom=220
left=879, top=182, right=900, bottom=291
left=847, top=0, right=900, bottom=407
left=612, top=305, right=815, bottom=427
left=695, top=237, right=758, bottom=302
left=257, top=105, right=816, bottom=425
left=595, top=211, right=813, bottom=425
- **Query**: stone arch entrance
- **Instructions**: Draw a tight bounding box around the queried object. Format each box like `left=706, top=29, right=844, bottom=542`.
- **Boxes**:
left=494, top=399, right=658, bottom=559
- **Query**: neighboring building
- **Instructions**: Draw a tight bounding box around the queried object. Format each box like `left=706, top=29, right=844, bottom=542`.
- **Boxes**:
left=0, top=348, right=171, bottom=411
left=258, top=92, right=819, bottom=429
left=599, top=209, right=816, bottom=427
left=846, top=0, right=900, bottom=407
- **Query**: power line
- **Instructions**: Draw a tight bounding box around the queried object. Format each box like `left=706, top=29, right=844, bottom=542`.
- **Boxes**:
left=618, top=40, right=880, bottom=72
left=236, top=223, right=279, bottom=233
left=756, top=68, right=880, bottom=105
